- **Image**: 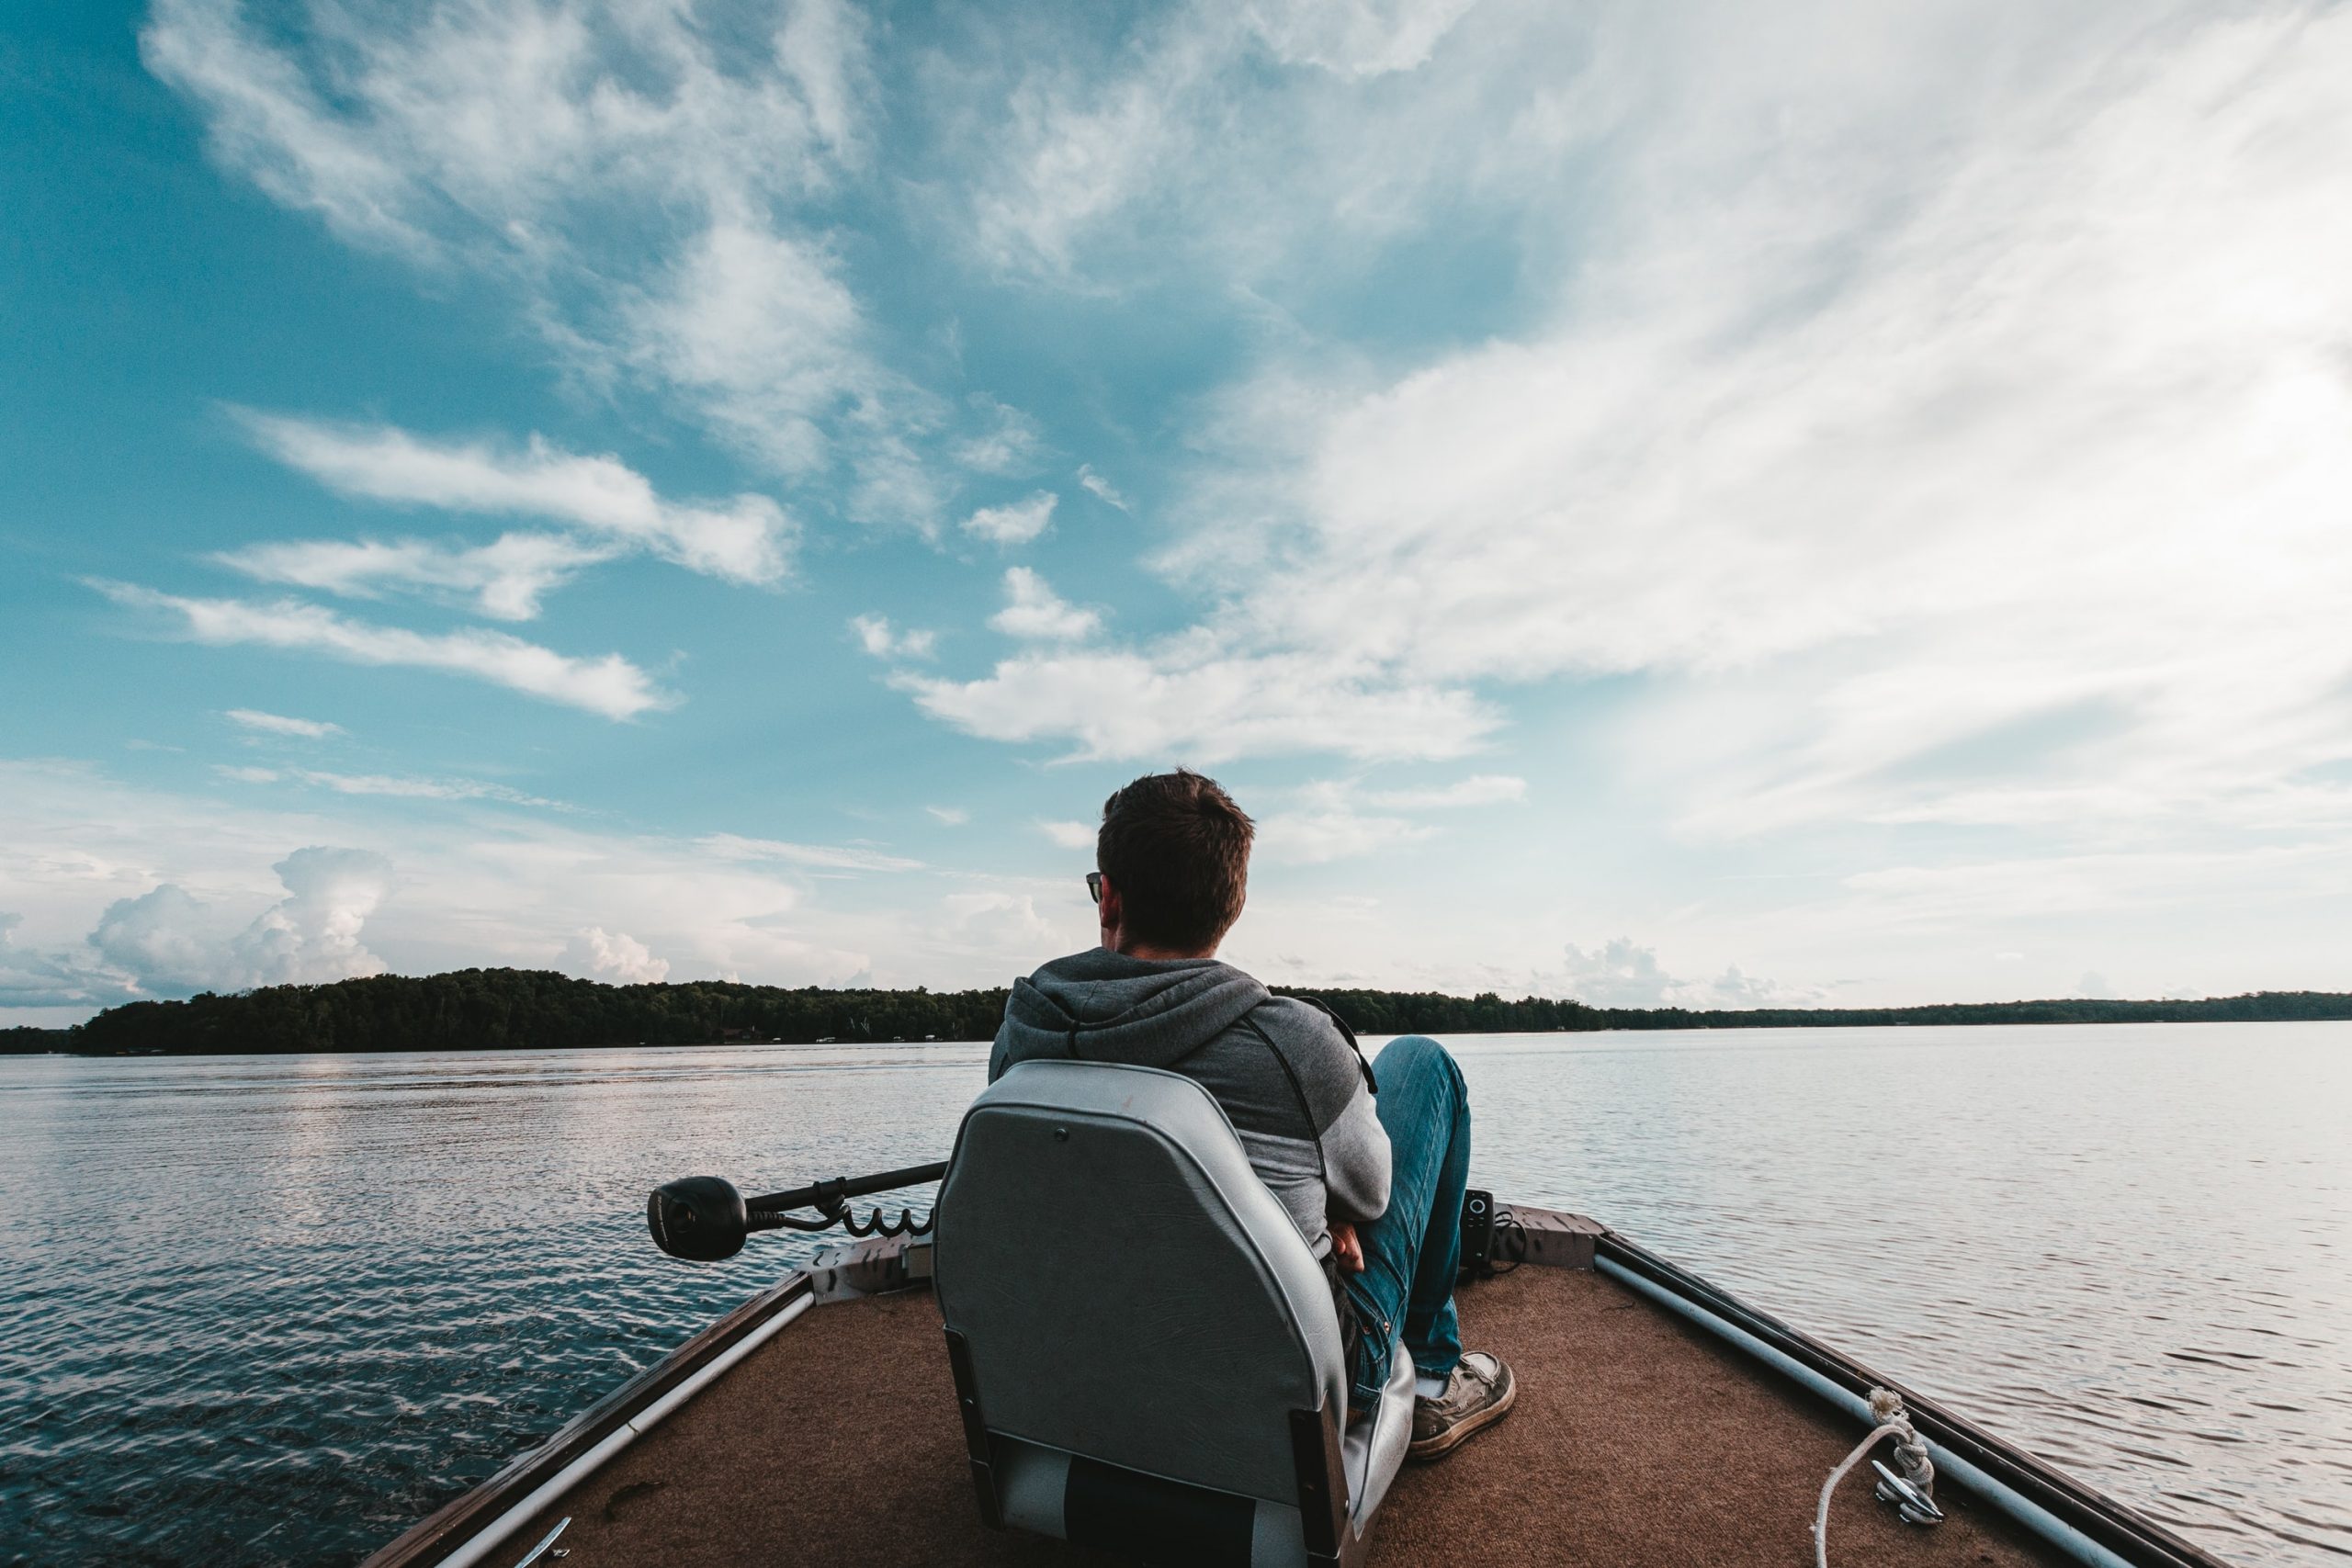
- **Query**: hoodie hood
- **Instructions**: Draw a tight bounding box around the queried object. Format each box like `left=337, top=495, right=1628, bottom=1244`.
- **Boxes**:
left=997, top=948, right=1271, bottom=1069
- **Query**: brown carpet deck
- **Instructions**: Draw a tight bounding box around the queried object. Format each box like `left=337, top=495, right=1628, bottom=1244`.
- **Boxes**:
left=499, top=1265, right=2059, bottom=1567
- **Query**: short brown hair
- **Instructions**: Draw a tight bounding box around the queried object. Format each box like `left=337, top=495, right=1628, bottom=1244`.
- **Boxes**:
left=1097, top=770, right=1254, bottom=950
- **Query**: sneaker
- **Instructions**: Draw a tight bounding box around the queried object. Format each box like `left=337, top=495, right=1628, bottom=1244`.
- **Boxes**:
left=1407, top=1350, right=1516, bottom=1461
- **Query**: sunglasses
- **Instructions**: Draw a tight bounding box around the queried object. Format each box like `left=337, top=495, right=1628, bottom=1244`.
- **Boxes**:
left=1086, top=871, right=1103, bottom=904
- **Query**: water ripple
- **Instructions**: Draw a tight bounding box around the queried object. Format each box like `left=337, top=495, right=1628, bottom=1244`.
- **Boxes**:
left=1, top=1023, right=2346, bottom=1566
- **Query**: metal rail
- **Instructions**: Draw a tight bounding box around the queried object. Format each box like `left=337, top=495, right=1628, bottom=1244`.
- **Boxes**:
left=744, top=1159, right=949, bottom=1220
left=1594, top=1231, right=2233, bottom=1568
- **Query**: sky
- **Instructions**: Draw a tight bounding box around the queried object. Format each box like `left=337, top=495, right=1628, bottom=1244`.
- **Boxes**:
left=4, top=0, right=2350, bottom=1026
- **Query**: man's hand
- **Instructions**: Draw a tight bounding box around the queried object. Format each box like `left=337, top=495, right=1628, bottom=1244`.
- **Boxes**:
left=1329, top=1219, right=1365, bottom=1273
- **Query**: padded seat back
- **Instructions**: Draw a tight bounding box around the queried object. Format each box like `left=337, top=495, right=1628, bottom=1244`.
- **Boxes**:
left=936, top=1059, right=1343, bottom=1500
left=934, top=1060, right=1412, bottom=1567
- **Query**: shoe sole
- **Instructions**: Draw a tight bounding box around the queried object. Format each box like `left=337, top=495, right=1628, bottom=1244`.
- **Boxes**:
left=1406, top=1370, right=1517, bottom=1461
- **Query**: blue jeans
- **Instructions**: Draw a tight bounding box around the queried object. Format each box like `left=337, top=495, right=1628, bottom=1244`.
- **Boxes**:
left=1341, top=1035, right=1470, bottom=1411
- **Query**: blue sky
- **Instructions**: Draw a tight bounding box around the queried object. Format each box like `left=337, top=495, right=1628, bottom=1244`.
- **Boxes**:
left=6, top=0, right=2350, bottom=1024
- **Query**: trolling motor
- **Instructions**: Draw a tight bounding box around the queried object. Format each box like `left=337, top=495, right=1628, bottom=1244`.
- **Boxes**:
left=647, top=1160, right=948, bottom=1262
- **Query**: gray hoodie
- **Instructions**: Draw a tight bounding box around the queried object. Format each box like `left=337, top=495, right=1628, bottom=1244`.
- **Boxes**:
left=990, top=949, right=1390, bottom=1258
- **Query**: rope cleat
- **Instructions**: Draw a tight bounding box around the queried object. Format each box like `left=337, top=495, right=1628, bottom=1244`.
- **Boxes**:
left=1872, top=1460, right=1946, bottom=1526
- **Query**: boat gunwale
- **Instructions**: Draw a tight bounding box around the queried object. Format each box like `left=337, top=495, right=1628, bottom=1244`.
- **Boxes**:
left=357, top=1269, right=815, bottom=1568
left=1596, top=1229, right=2232, bottom=1568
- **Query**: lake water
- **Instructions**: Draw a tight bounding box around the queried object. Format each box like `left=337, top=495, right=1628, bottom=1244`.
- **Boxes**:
left=1, top=1023, right=2346, bottom=1567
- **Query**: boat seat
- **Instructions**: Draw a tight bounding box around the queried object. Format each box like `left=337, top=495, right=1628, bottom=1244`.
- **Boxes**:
left=934, top=1059, right=1414, bottom=1568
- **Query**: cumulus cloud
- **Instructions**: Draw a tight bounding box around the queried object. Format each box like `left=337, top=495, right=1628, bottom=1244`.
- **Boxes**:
left=1550, top=938, right=1816, bottom=1011
left=74, top=849, right=396, bottom=997
left=562, top=926, right=670, bottom=985
left=89, top=886, right=222, bottom=993
left=0, top=761, right=944, bottom=1016
left=232, top=414, right=795, bottom=588
left=961, top=492, right=1058, bottom=547
left=987, top=568, right=1102, bottom=642
left=850, top=614, right=937, bottom=661
left=0, top=913, right=119, bottom=1011
left=226, top=847, right=395, bottom=987
left=96, top=581, right=671, bottom=720
left=225, top=709, right=343, bottom=740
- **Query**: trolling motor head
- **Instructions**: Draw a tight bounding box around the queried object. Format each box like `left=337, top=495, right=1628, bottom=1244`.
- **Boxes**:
left=648, top=1176, right=751, bottom=1262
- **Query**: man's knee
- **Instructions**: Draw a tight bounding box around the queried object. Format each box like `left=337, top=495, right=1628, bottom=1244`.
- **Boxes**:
left=1374, top=1033, right=1465, bottom=1100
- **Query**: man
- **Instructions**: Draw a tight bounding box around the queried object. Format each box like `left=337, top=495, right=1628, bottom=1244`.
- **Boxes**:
left=989, top=769, right=1515, bottom=1460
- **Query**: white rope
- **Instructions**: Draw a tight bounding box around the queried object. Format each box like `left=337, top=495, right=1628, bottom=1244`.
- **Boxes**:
left=1815, top=1388, right=1938, bottom=1568
left=1815, top=1421, right=1905, bottom=1568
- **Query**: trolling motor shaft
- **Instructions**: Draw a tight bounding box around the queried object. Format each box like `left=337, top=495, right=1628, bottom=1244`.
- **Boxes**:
left=648, top=1160, right=948, bottom=1261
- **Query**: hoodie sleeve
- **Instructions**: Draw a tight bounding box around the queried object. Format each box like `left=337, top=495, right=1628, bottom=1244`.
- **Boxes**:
left=1320, top=1080, right=1391, bottom=1224
left=1258, top=998, right=1391, bottom=1224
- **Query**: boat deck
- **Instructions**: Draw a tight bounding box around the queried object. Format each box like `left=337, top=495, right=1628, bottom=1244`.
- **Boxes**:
left=492, top=1262, right=2058, bottom=1568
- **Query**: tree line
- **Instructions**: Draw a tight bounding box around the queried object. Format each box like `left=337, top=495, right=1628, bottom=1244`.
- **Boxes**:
left=5, top=968, right=2348, bottom=1055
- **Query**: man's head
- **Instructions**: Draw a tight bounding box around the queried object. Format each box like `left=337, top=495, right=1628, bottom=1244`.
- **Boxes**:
left=1092, top=770, right=1254, bottom=959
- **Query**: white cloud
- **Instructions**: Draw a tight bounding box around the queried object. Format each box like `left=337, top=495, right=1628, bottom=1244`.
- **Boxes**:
left=0, top=761, right=925, bottom=1014
left=83, top=847, right=396, bottom=996
left=234, top=413, right=794, bottom=587
left=951, top=396, right=1046, bottom=476
left=0, top=912, right=119, bottom=1011
left=1247, top=0, right=1482, bottom=79
left=1366, top=774, right=1526, bottom=809
left=1036, top=819, right=1097, bottom=850
left=1548, top=938, right=1815, bottom=1011
left=226, top=847, right=395, bottom=987
left=1076, top=464, right=1130, bottom=512
left=219, top=534, right=616, bottom=623
left=213, top=763, right=562, bottom=808
left=88, top=885, right=221, bottom=993
left=962, top=492, right=1058, bottom=547
left=987, top=568, right=1102, bottom=642
left=1257, top=807, right=1429, bottom=866
left=696, top=834, right=924, bottom=874
left=97, top=581, right=671, bottom=720
left=290, top=772, right=566, bottom=809
left=562, top=926, right=670, bottom=985
left=917, top=4, right=2352, bottom=841
left=143, top=0, right=911, bottom=502
left=1254, top=780, right=1433, bottom=864
left=937, top=891, right=1059, bottom=955
left=925, top=806, right=970, bottom=826
left=901, top=640, right=1490, bottom=763
left=225, top=708, right=344, bottom=740
left=850, top=614, right=938, bottom=661
left=619, top=220, right=897, bottom=488
left=952, top=0, right=1568, bottom=281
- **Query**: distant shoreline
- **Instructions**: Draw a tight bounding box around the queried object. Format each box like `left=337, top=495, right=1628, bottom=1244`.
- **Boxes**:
left=6, top=967, right=2349, bottom=1056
